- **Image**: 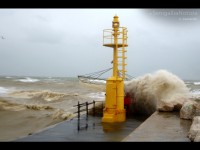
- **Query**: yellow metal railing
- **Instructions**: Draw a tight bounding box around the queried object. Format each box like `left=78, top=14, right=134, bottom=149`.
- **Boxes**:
left=103, top=27, right=128, bottom=80
left=103, top=27, right=128, bottom=46
left=103, top=29, right=113, bottom=46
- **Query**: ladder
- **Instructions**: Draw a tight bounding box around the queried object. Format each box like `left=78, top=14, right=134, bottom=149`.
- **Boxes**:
left=117, top=27, right=128, bottom=80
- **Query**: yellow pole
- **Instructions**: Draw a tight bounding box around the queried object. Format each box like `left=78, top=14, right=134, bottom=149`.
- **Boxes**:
left=102, top=15, right=126, bottom=123
left=113, top=15, right=118, bottom=78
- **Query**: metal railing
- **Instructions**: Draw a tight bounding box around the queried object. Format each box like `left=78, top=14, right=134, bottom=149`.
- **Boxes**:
left=73, top=100, right=104, bottom=131
left=103, top=27, right=128, bottom=46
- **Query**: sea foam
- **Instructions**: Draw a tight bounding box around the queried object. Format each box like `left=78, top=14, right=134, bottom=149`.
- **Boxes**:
left=0, top=87, right=9, bottom=95
left=124, top=70, right=190, bottom=115
left=17, top=77, right=39, bottom=83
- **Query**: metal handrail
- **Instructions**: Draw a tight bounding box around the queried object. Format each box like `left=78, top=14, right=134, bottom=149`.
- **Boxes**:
left=103, top=27, right=128, bottom=46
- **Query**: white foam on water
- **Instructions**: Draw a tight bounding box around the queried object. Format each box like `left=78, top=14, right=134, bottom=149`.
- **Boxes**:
left=87, top=92, right=105, bottom=100
left=194, top=82, right=200, bottom=85
left=0, top=87, right=9, bottom=95
left=88, top=79, right=106, bottom=84
left=184, top=81, right=191, bottom=84
left=191, top=89, right=200, bottom=95
left=185, top=81, right=192, bottom=85
left=9, top=90, right=68, bottom=101
left=44, top=78, right=57, bottom=82
left=5, top=76, right=12, bottom=79
left=17, top=77, right=39, bottom=83
left=190, top=89, right=200, bottom=97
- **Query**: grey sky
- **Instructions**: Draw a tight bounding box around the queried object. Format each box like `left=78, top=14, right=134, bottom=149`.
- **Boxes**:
left=0, top=9, right=200, bottom=80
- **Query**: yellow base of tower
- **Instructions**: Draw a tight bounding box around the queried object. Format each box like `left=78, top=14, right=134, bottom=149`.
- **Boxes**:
left=102, top=77, right=126, bottom=123
left=102, top=109, right=126, bottom=122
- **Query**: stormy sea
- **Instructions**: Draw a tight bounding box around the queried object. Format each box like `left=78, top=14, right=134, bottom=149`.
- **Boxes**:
left=0, top=76, right=105, bottom=141
left=0, top=71, right=200, bottom=141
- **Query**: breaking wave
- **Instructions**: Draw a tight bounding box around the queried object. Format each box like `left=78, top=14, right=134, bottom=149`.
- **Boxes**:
left=87, top=92, right=105, bottom=100
left=79, top=82, right=106, bottom=91
left=194, top=82, right=200, bottom=85
left=124, top=70, right=190, bottom=115
left=190, top=89, right=200, bottom=100
left=191, top=89, right=200, bottom=95
left=52, top=109, right=75, bottom=120
left=0, top=87, right=9, bottom=95
left=0, top=99, right=54, bottom=111
left=26, top=105, right=54, bottom=110
left=17, top=77, right=39, bottom=83
left=9, top=90, right=79, bottom=102
left=5, top=76, right=12, bottom=79
left=0, top=100, right=26, bottom=111
left=0, top=99, right=74, bottom=121
left=88, top=79, right=106, bottom=84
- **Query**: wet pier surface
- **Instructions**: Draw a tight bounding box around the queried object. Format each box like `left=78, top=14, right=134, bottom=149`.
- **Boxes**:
left=15, top=114, right=147, bottom=142
left=15, top=111, right=192, bottom=142
left=123, top=111, right=192, bottom=142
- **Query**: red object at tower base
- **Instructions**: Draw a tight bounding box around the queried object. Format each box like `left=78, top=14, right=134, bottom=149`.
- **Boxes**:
left=124, top=93, right=131, bottom=116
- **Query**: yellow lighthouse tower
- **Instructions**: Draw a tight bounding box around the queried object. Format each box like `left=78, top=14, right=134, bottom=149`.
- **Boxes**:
left=102, top=15, right=128, bottom=123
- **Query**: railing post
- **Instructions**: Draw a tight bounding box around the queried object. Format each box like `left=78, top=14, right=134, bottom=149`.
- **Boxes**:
left=86, top=102, right=88, bottom=119
left=86, top=102, right=88, bottom=130
left=93, top=100, right=95, bottom=117
left=78, top=101, right=80, bottom=119
left=77, top=101, right=80, bottom=131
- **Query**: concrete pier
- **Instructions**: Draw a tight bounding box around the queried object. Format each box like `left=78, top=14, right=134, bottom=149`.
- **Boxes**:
left=123, top=111, right=192, bottom=142
left=14, top=111, right=192, bottom=142
left=15, top=115, right=146, bottom=142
